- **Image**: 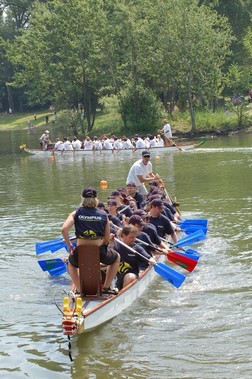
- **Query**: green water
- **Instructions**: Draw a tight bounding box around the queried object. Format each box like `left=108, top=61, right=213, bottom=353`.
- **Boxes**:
left=0, top=129, right=251, bottom=378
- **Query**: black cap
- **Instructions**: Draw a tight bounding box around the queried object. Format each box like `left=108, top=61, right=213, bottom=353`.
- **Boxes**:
left=97, top=201, right=105, bottom=208
left=110, top=190, right=120, bottom=197
left=149, top=180, right=159, bottom=187
left=108, top=200, right=117, bottom=207
left=82, top=187, right=97, bottom=198
left=117, top=186, right=127, bottom=193
left=126, top=182, right=136, bottom=187
left=150, top=199, right=164, bottom=208
left=133, top=209, right=148, bottom=218
left=142, top=150, right=151, bottom=157
left=129, top=215, right=145, bottom=226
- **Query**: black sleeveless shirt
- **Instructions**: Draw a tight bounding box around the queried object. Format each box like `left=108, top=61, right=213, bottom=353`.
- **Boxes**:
left=74, top=207, right=108, bottom=239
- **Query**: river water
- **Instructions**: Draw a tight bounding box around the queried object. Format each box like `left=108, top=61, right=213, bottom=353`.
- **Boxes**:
left=0, top=129, right=251, bottom=379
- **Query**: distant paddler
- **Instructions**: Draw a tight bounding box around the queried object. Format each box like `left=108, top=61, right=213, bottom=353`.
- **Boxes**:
left=159, top=119, right=184, bottom=151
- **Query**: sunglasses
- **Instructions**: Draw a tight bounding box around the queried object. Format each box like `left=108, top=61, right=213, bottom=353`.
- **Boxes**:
left=143, top=155, right=150, bottom=158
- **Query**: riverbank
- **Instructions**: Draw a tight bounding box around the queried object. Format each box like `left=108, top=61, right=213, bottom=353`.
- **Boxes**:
left=1, top=105, right=251, bottom=138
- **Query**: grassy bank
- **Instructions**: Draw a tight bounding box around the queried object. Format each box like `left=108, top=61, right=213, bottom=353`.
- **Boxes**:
left=0, top=110, right=54, bottom=131
left=1, top=104, right=251, bottom=137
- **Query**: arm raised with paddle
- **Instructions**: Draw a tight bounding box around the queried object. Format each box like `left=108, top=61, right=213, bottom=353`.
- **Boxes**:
left=114, top=236, right=186, bottom=289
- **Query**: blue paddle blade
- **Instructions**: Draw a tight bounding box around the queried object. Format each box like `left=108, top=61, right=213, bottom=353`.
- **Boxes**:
left=36, top=237, right=76, bottom=255
left=36, top=238, right=64, bottom=255
left=48, top=265, right=67, bottom=276
left=179, top=219, right=208, bottom=227
left=174, top=229, right=206, bottom=248
left=154, top=263, right=186, bottom=288
left=182, top=226, right=208, bottom=235
left=185, top=248, right=201, bottom=257
left=174, top=251, right=200, bottom=261
left=38, top=258, right=65, bottom=271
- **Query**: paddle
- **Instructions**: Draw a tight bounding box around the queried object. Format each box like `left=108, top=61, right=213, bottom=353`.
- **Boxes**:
left=115, top=238, right=186, bottom=288
left=160, top=237, right=200, bottom=259
left=36, top=236, right=76, bottom=255
left=179, top=219, right=208, bottom=227
left=180, top=226, right=208, bottom=236
left=117, top=204, right=131, bottom=214
left=174, top=229, right=206, bottom=247
left=157, top=175, right=181, bottom=215
left=38, top=258, right=67, bottom=276
left=135, top=238, right=198, bottom=272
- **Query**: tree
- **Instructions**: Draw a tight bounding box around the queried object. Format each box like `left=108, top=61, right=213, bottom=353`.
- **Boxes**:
left=9, top=0, right=110, bottom=133
left=0, top=0, right=43, bottom=111
left=152, top=0, right=233, bottom=131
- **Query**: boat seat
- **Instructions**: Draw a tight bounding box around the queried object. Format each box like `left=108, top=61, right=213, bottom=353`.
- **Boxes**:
left=78, top=245, right=102, bottom=297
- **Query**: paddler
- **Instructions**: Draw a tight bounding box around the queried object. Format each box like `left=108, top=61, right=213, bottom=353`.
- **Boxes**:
left=126, top=150, right=160, bottom=199
left=61, top=187, right=120, bottom=295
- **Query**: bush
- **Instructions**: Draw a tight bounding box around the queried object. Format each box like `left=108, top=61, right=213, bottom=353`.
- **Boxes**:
left=54, top=109, right=85, bottom=137
left=119, top=83, right=163, bottom=133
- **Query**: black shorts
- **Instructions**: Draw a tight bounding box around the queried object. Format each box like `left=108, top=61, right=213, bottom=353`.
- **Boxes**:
left=116, top=271, right=138, bottom=290
left=69, top=244, right=118, bottom=268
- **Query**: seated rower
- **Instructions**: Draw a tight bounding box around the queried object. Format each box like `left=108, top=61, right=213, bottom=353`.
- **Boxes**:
left=128, top=214, right=169, bottom=255
left=148, top=199, right=178, bottom=243
left=61, top=186, right=120, bottom=295
left=113, top=225, right=156, bottom=290
left=109, top=190, right=135, bottom=217
left=107, top=200, right=124, bottom=228
left=126, top=182, right=144, bottom=209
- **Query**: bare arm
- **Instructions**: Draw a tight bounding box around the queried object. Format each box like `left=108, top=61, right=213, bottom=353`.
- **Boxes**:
left=61, top=211, right=76, bottom=252
left=136, top=172, right=156, bottom=183
left=102, top=219, right=110, bottom=245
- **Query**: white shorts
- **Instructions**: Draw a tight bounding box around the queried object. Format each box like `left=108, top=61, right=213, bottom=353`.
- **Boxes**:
left=137, top=184, right=148, bottom=196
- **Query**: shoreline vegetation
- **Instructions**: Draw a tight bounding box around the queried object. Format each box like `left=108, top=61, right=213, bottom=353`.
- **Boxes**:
left=0, top=103, right=251, bottom=140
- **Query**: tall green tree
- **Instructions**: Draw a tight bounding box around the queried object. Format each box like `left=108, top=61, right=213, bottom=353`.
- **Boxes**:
left=151, top=0, right=233, bottom=131
left=0, top=0, right=42, bottom=111
left=10, top=0, right=110, bottom=132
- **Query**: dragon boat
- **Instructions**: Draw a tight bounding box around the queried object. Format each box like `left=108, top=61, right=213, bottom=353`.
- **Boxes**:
left=20, top=137, right=206, bottom=157
left=37, top=228, right=206, bottom=336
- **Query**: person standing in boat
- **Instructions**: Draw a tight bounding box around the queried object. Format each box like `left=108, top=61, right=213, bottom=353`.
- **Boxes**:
left=160, top=119, right=173, bottom=146
left=113, top=225, right=156, bottom=290
left=61, top=187, right=120, bottom=295
left=39, top=130, right=51, bottom=149
left=126, top=150, right=160, bottom=198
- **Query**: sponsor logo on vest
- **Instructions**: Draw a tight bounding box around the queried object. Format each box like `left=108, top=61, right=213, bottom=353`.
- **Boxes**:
left=78, top=215, right=102, bottom=221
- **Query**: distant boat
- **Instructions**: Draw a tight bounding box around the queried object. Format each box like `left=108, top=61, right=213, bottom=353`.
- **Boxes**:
left=20, top=138, right=206, bottom=157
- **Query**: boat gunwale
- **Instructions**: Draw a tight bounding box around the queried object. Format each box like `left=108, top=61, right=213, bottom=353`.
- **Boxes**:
left=20, top=139, right=205, bottom=156
left=82, top=263, right=153, bottom=318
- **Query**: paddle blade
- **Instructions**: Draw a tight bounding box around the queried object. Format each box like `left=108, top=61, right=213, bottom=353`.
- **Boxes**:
left=174, top=229, right=206, bottom=248
left=154, top=262, right=186, bottom=288
left=36, top=238, right=64, bottom=255
left=175, top=250, right=200, bottom=261
left=38, top=258, right=65, bottom=271
left=185, top=248, right=201, bottom=258
left=179, top=219, right=208, bottom=227
left=167, top=251, right=198, bottom=272
left=48, top=265, right=67, bottom=276
left=181, top=226, right=208, bottom=235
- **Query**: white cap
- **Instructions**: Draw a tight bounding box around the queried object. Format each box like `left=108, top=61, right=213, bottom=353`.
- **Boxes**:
left=45, top=130, right=49, bottom=133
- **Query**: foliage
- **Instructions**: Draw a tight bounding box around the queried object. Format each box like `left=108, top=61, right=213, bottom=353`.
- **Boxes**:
left=54, top=110, right=85, bottom=137
left=119, top=83, right=162, bottom=133
left=0, top=0, right=250, bottom=133
left=224, top=64, right=251, bottom=96
left=226, top=98, right=249, bottom=128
